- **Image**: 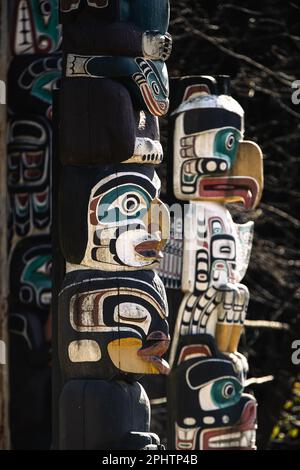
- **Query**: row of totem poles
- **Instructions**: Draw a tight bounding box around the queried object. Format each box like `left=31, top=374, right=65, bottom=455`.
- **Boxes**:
left=6, top=0, right=263, bottom=450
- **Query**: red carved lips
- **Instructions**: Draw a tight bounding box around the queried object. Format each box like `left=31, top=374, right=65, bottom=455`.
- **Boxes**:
left=199, top=177, right=259, bottom=209
left=134, top=240, right=163, bottom=260
left=138, top=331, right=170, bottom=375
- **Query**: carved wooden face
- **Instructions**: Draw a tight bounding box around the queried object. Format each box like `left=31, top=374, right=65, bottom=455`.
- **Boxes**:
left=59, top=270, right=170, bottom=380
left=83, top=170, right=170, bottom=271
left=172, top=202, right=253, bottom=354
left=169, top=336, right=257, bottom=450
left=183, top=202, right=253, bottom=294
left=173, top=93, right=263, bottom=208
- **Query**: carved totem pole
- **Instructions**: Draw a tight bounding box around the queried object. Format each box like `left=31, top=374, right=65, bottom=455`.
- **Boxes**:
left=58, top=0, right=172, bottom=449
left=167, top=76, right=264, bottom=450
left=7, top=0, right=61, bottom=448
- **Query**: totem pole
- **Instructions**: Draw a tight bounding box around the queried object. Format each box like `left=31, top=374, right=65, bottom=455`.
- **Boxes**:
left=166, top=76, right=264, bottom=450
left=7, top=1, right=61, bottom=448
left=57, top=0, right=172, bottom=449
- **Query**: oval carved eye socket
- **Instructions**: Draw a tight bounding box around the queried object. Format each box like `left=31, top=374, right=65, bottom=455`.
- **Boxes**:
left=122, top=195, right=140, bottom=214
left=40, top=1, right=51, bottom=14
left=151, top=81, right=160, bottom=95
left=198, top=378, right=242, bottom=411
left=225, top=134, right=236, bottom=150
left=222, top=383, right=235, bottom=398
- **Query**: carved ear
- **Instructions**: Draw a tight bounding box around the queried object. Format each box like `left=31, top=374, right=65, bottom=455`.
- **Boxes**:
left=234, top=140, right=264, bottom=208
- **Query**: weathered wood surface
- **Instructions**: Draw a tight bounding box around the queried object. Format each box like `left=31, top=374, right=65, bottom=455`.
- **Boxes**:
left=0, top=0, right=10, bottom=450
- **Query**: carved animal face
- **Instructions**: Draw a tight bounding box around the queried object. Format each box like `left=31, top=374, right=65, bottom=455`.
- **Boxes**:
left=173, top=92, right=263, bottom=208
left=169, top=336, right=257, bottom=450
left=83, top=170, right=170, bottom=270
left=59, top=270, right=170, bottom=379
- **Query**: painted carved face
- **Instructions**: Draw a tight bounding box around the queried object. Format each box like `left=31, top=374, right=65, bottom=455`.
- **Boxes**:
left=13, top=0, right=61, bottom=54
left=10, top=237, right=52, bottom=311
left=59, top=270, right=170, bottom=380
left=7, top=118, right=51, bottom=238
left=168, top=202, right=253, bottom=355
left=66, top=55, right=169, bottom=117
left=173, top=91, right=263, bottom=208
left=81, top=170, right=170, bottom=271
left=169, top=336, right=257, bottom=450
left=183, top=202, right=253, bottom=294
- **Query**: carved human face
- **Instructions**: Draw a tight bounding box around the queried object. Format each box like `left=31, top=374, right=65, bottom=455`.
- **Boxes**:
left=59, top=270, right=170, bottom=380
left=173, top=93, right=263, bottom=208
left=13, top=0, right=60, bottom=54
left=169, top=336, right=257, bottom=450
left=82, top=169, right=170, bottom=271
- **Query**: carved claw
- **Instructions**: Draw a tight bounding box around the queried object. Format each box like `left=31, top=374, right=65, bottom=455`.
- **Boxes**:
left=142, top=31, right=173, bottom=61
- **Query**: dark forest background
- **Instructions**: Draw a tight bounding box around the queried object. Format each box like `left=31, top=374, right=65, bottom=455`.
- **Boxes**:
left=165, top=0, right=300, bottom=449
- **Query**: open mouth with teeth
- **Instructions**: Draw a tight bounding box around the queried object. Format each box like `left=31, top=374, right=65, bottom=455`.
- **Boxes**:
left=137, top=331, right=170, bottom=375
left=201, top=400, right=257, bottom=450
left=199, top=177, right=259, bottom=209
left=176, top=400, right=256, bottom=450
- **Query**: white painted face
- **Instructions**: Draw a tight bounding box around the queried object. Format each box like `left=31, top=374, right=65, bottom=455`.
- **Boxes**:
left=173, top=94, right=244, bottom=201
left=81, top=170, right=170, bottom=271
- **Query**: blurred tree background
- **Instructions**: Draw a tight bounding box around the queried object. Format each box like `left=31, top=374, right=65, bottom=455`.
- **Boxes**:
left=166, top=0, right=300, bottom=449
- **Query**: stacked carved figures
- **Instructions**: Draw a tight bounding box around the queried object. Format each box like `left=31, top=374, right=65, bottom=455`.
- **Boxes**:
left=167, top=77, right=264, bottom=450
left=7, top=1, right=61, bottom=448
left=58, top=0, right=172, bottom=449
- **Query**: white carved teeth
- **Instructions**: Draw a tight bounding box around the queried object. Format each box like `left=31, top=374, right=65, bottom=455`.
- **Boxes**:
left=208, top=429, right=256, bottom=448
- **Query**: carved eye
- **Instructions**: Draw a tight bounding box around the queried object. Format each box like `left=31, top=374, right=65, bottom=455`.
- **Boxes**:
left=198, top=378, right=242, bottom=411
left=222, top=383, right=235, bottom=399
left=225, top=134, right=236, bottom=150
left=36, top=258, right=52, bottom=276
left=151, top=81, right=160, bottom=95
left=122, top=194, right=141, bottom=214
left=40, top=1, right=51, bottom=15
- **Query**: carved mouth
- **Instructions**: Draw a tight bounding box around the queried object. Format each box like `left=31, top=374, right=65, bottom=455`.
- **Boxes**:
left=199, top=177, right=259, bottom=209
left=201, top=400, right=257, bottom=450
left=134, top=240, right=163, bottom=260
left=137, top=331, right=170, bottom=375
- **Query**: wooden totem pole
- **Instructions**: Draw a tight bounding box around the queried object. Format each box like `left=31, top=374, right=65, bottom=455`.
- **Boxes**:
left=7, top=0, right=60, bottom=448
left=57, top=0, right=172, bottom=449
left=166, top=76, right=264, bottom=450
